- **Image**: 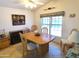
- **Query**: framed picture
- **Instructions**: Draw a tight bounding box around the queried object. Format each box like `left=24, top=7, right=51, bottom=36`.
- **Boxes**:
left=12, top=14, right=25, bottom=25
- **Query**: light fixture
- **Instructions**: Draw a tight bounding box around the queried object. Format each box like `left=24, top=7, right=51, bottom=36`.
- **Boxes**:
left=18, top=0, right=44, bottom=9
left=31, top=0, right=44, bottom=5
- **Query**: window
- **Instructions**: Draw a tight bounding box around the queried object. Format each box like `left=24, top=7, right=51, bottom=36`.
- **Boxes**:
left=51, top=16, right=63, bottom=37
left=41, top=17, right=50, bottom=34
left=40, top=11, right=64, bottom=37
left=41, top=16, right=63, bottom=37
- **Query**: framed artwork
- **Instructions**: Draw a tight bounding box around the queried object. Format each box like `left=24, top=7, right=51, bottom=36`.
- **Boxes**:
left=12, top=14, right=25, bottom=25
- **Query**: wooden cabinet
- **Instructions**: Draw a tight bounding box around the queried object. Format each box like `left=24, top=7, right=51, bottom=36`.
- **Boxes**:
left=0, top=37, right=10, bottom=49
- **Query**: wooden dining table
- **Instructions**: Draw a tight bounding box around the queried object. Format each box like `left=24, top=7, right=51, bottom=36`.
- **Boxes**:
left=23, top=32, right=55, bottom=56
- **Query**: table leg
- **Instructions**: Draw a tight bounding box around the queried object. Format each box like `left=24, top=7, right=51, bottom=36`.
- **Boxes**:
left=37, top=43, right=49, bottom=57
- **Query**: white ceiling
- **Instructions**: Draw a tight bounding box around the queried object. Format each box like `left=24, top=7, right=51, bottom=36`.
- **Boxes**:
left=0, top=0, right=52, bottom=10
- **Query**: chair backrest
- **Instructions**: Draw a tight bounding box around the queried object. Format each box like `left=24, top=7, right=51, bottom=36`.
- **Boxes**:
left=19, top=33, right=28, bottom=57
left=70, top=29, right=79, bottom=35
left=19, top=33, right=27, bottom=49
left=41, top=27, right=48, bottom=34
left=23, top=27, right=30, bottom=33
left=31, top=25, right=38, bottom=32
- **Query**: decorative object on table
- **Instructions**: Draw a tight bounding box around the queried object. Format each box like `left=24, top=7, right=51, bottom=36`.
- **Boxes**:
left=35, top=32, right=40, bottom=36
left=12, top=14, right=25, bottom=25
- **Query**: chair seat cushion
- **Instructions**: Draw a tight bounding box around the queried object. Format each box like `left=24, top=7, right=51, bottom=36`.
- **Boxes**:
left=66, top=47, right=79, bottom=58
left=27, top=43, right=37, bottom=50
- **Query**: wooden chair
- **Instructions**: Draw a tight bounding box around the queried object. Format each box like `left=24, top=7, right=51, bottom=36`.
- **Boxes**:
left=41, top=27, right=48, bottom=34
left=19, top=33, right=38, bottom=58
left=61, top=29, right=78, bottom=55
left=31, top=25, right=38, bottom=32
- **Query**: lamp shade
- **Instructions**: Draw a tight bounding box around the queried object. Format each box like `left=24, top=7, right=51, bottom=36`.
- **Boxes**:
left=68, top=30, right=79, bottom=43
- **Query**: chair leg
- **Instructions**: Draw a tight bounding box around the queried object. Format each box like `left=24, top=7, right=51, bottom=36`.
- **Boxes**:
left=22, top=47, right=27, bottom=58
left=22, top=49, right=25, bottom=57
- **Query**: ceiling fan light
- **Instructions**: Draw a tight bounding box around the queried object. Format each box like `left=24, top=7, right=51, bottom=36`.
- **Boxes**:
left=18, top=0, right=43, bottom=9
left=25, top=4, right=29, bottom=8
left=33, top=4, right=37, bottom=8
left=24, top=2, right=36, bottom=9
left=31, top=0, right=38, bottom=2
left=31, top=0, right=44, bottom=5
left=29, top=6, right=32, bottom=9
left=19, top=0, right=29, bottom=4
left=30, top=4, right=37, bottom=8
left=36, top=2, right=44, bottom=5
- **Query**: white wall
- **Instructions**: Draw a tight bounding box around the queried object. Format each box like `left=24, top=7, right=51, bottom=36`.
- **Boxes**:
left=0, top=6, right=34, bottom=35
left=34, top=0, right=79, bottom=39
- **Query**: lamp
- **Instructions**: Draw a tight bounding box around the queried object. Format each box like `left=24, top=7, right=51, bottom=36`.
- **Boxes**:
left=68, top=29, right=79, bottom=44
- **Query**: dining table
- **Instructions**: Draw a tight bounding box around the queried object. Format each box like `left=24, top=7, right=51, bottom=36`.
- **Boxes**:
left=23, top=32, right=55, bottom=56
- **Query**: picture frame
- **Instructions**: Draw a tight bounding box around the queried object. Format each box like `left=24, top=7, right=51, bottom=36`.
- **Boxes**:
left=12, top=14, right=25, bottom=25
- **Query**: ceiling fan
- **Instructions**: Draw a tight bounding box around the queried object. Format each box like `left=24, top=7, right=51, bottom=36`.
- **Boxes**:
left=16, top=0, right=44, bottom=9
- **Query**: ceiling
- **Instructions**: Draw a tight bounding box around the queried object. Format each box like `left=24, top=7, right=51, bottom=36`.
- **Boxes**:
left=0, top=0, right=52, bottom=10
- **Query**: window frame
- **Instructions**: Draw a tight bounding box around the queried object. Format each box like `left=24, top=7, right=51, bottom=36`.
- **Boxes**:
left=40, top=15, right=63, bottom=37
